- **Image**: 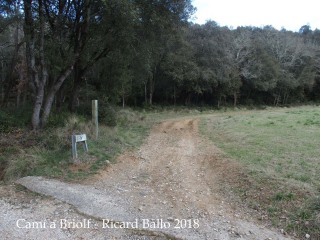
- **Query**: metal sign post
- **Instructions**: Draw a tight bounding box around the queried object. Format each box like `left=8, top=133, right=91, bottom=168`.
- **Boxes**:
left=72, top=134, right=88, bottom=161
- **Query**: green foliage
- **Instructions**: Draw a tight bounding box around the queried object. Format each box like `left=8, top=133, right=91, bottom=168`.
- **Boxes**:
left=0, top=107, right=31, bottom=132
left=46, top=111, right=73, bottom=128
left=0, top=110, right=15, bottom=133
left=75, top=102, right=92, bottom=119
left=1, top=108, right=151, bottom=181
left=99, top=104, right=117, bottom=127
left=3, top=0, right=320, bottom=119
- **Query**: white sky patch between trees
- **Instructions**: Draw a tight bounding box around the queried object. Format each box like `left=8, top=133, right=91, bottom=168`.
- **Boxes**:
left=191, top=0, right=320, bottom=31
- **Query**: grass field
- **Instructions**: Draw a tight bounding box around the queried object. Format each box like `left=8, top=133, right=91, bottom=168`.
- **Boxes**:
left=200, top=106, right=320, bottom=238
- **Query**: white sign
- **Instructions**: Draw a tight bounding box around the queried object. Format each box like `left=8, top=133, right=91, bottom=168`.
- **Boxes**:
left=72, top=134, right=88, bottom=161
left=75, top=134, right=87, bottom=142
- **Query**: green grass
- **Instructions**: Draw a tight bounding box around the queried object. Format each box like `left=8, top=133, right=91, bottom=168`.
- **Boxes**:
left=1, top=108, right=154, bottom=181
left=1, top=105, right=203, bottom=182
left=3, top=105, right=319, bottom=237
left=200, top=106, right=320, bottom=238
left=86, top=118, right=151, bottom=175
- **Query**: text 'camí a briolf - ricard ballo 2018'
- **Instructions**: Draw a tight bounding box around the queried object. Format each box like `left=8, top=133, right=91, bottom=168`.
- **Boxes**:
left=16, top=218, right=200, bottom=230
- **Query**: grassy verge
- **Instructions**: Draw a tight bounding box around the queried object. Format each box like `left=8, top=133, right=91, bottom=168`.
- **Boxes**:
left=199, top=106, right=320, bottom=238
left=0, top=105, right=206, bottom=183
left=0, top=108, right=154, bottom=182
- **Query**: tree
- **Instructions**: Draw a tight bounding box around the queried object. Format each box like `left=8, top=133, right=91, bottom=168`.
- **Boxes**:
left=23, top=0, right=80, bottom=129
left=22, top=0, right=118, bottom=129
left=160, top=30, right=198, bottom=105
left=0, top=0, right=24, bottom=106
left=186, top=21, right=243, bottom=106
left=68, top=0, right=136, bottom=111
left=134, top=0, right=195, bottom=105
left=3, top=0, right=320, bottom=113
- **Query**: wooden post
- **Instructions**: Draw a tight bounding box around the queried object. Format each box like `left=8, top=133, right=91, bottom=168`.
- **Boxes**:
left=92, top=100, right=98, bottom=139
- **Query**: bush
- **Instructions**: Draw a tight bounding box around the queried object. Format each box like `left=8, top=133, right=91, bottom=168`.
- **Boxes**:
left=116, top=108, right=144, bottom=125
left=0, top=110, right=15, bottom=133
left=76, top=102, right=92, bottom=118
left=46, top=111, right=72, bottom=128
left=99, top=104, right=117, bottom=127
left=0, top=107, right=32, bottom=132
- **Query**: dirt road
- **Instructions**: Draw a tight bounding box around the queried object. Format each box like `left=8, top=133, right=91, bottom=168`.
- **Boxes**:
left=5, top=118, right=292, bottom=239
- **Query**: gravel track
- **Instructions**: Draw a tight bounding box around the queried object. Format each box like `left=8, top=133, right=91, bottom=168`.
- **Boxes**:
left=3, top=118, right=293, bottom=239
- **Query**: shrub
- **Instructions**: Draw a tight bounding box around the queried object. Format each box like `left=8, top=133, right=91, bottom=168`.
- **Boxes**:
left=99, top=104, right=117, bottom=127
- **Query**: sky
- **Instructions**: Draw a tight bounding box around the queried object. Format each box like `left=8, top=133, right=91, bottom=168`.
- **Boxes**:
left=191, top=0, right=320, bottom=32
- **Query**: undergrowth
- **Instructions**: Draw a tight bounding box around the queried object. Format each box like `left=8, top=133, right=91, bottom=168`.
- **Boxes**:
left=0, top=106, right=151, bottom=181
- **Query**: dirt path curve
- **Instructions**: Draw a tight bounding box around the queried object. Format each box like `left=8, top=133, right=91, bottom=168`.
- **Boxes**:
left=87, top=118, right=292, bottom=239
left=14, top=118, right=292, bottom=240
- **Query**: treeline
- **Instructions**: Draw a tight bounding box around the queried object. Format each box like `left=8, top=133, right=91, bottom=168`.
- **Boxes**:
left=1, top=0, right=320, bottom=129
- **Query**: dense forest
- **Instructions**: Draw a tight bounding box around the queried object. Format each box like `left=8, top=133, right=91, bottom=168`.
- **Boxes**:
left=1, top=0, right=320, bottom=129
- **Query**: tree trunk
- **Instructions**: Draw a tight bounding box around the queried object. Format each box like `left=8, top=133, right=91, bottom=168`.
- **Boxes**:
left=69, top=67, right=84, bottom=113
left=149, top=65, right=157, bottom=106
left=70, top=82, right=81, bottom=112
left=24, top=0, right=43, bottom=129
left=149, top=91, right=153, bottom=105
left=218, top=96, right=222, bottom=108
left=56, top=84, right=66, bottom=111
left=233, top=92, right=237, bottom=107
left=22, top=92, right=27, bottom=106
left=185, top=93, right=191, bottom=106
left=149, top=77, right=153, bottom=105
left=283, top=90, right=289, bottom=105
left=16, top=91, right=21, bottom=107
left=274, top=93, right=281, bottom=106
left=144, top=81, right=148, bottom=104
left=1, top=60, right=5, bottom=103
left=32, top=84, right=45, bottom=129
left=23, top=0, right=93, bottom=129
left=173, top=84, right=176, bottom=106
left=41, top=65, right=74, bottom=126
left=68, top=0, right=91, bottom=112
left=2, top=21, right=21, bottom=106
left=286, top=93, right=290, bottom=104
